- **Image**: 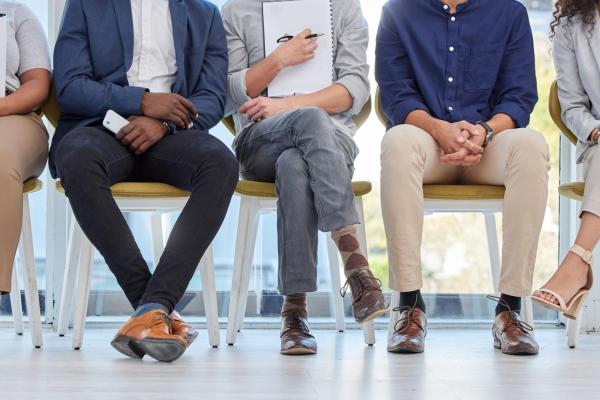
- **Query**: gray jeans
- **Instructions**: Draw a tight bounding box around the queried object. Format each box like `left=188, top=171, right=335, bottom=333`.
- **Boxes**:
left=234, top=107, right=359, bottom=295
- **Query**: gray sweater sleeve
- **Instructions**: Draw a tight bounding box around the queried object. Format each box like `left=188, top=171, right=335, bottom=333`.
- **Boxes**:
left=333, top=0, right=370, bottom=117
left=222, top=3, right=251, bottom=116
left=16, top=4, right=51, bottom=76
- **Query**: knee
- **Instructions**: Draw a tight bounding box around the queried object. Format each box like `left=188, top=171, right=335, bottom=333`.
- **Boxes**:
left=381, top=125, right=427, bottom=163
left=199, top=141, right=239, bottom=189
left=53, top=130, right=105, bottom=180
left=507, top=129, right=550, bottom=166
left=292, top=107, right=335, bottom=137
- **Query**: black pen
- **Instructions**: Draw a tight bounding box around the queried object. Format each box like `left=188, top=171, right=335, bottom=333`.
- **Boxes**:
left=277, top=33, right=325, bottom=43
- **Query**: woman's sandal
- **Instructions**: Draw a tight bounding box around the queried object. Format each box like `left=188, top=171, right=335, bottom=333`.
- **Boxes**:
left=532, top=244, right=594, bottom=320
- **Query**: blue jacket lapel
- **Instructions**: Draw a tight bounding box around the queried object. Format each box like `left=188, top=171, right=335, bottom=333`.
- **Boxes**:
left=170, top=0, right=187, bottom=93
left=111, top=0, right=134, bottom=71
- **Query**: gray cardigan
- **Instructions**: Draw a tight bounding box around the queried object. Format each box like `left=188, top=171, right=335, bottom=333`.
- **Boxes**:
left=552, top=12, right=600, bottom=162
left=221, top=0, right=370, bottom=137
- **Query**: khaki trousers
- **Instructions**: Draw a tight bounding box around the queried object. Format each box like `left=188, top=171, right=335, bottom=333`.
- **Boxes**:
left=0, top=113, right=48, bottom=293
left=380, top=125, right=550, bottom=297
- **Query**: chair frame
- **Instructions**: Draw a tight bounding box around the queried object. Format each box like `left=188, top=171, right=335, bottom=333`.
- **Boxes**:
left=374, top=88, right=534, bottom=338
left=10, top=179, right=44, bottom=348
left=223, top=101, right=377, bottom=346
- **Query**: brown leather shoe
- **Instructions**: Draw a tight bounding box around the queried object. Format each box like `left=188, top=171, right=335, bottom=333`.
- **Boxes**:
left=341, top=269, right=388, bottom=323
left=493, top=310, right=539, bottom=355
left=280, top=311, right=317, bottom=355
left=111, top=309, right=188, bottom=362
left=387, top=307, right=427, bottom=353
left=170, top=311, right=199, bottom=348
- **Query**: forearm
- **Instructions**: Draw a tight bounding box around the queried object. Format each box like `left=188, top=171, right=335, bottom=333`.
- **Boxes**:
left=287, top=84, right=353, bottom=115
left=245, top=54, right=284, bottom=99
left=487, top=113, right=516, bottom=135
left=405, top=109, right=444, bottom=140
left=0, top=72, right=50, bottom=116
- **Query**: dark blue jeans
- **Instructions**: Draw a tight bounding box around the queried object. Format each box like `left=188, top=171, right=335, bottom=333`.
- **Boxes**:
left=54, top=127, right=239, bottom=312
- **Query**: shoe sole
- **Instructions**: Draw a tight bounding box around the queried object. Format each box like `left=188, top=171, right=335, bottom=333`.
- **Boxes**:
left=281, top=346, right=317, bottom=356
left=139, top=338, right=188, bottom=362
left=493, top=338, right=538, bottom=356
left=110, top=336, right=146, bottom=359
left=387, top=345, right=423, bottom=354
left=356, top=307, right=389, bottom=324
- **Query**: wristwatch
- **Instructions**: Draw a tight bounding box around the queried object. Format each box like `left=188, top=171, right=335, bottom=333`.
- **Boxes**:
left=476, top=120, right=494, bottom=148
left=162, top=121, right=177, bottom=135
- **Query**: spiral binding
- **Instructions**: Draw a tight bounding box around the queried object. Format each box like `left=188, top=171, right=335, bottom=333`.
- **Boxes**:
left=328, top=0, right=334, bottom=82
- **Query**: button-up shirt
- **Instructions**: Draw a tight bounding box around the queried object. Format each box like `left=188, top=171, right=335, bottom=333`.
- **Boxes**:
left=376, top=0, right=537, bottom=129
left=127, top=0, right=177, bottom=93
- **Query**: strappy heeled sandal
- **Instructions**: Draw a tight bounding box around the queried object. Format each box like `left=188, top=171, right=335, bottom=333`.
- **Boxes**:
left=532, top=244, right=594, bottom=320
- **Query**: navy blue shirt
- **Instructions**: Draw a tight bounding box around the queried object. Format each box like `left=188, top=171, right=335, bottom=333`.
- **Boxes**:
left=375, top=0, right=537, bottom=129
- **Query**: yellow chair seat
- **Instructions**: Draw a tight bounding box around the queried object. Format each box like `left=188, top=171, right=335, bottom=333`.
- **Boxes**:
left=423, top=185, right=506, bottom=200
left=56, top=181, right=191, bottom=198
left=235, top=180, right=372, bottom=198
left=559, top=182, right=584, bottom=201
left=23, top=178, right=42, bottom=194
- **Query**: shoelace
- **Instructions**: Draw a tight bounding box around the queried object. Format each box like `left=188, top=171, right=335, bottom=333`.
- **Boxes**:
left=281, top=311, right=312, bottom=337
left=392, top=298, right=423, bottom=334
left=340, top=270, right=383, bottom=301
left=487, top=295, right=534, bottom=334
left=152, top=312, right=174, bottom=329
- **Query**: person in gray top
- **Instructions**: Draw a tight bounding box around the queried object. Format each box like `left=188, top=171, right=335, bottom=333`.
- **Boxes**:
left=222, top=0, right=387, bottom=355
left=0, top=2, right=50, bottom=295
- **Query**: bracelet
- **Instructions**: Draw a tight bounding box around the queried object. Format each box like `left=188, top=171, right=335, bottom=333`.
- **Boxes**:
left=592, top=129, right=600, bottom=143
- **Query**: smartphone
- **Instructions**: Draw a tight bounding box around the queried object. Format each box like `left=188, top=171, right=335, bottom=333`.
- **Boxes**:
left=103, top=110, right=129, bottom=135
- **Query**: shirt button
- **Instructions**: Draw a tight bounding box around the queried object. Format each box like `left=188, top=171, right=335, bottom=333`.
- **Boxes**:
left=448, top=106, right=453, bottom=111
left=451, top=16, right=456, bottom=22
left=443, top=4, right=449, bottom=10
left=449, top=46, right=455, bottom=52
left=448, top=77, right=454, bottom=82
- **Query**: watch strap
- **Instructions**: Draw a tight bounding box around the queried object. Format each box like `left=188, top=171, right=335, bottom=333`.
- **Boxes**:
left=476, top=121, right=494, bottom=147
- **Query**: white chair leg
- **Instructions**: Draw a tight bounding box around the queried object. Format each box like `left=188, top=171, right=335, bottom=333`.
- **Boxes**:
left=484, top=212, right=501, bottom=293
left=57, top=219, right=83, bottom=336
left=10, top=260, right=23, bottom=335
left=150, top=212, right=164, bottom=268
left=72, top=236, right=94, bottom=350
left=200, top=245, right=220, bottom=348
left=326, top=235, right=345, bottom=332
left=356, top=197, right=375, bottom=346
left=567, top=317, right=581, bottom=348
left=522, top=296, right=535, bottom=333
left=18, top=195, right=43, bottom=348
left=227, top=197, right=260, bottom=345
left=388, top=291, right=400, bottom=341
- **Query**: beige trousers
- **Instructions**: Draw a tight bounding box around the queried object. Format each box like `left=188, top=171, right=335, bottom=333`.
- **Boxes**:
left=0, top=113, right=48, bottom=293
left=380, top=125, right=550, bottom=297
left=582, top=145, right=600, bottom=217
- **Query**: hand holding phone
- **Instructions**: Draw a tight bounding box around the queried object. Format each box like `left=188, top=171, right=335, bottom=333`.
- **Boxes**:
left=103, top=110, right=129, bottom=135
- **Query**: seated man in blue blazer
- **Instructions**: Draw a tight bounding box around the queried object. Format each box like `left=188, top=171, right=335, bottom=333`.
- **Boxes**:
left=51, top=0, right=238, bottom=362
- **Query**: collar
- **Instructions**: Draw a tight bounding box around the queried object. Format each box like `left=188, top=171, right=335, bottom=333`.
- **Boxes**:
left=428, top=0, right=478, bottom=14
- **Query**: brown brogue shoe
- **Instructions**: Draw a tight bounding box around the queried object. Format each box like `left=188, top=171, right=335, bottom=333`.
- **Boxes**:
left=171, top=311, right=199, bottom=348
left=111, top=309, right=188, bottom=362
left=493, top=311, right=539, bottom=356
left=341, top=269, right=388, bottom=323
left=387, top=307, right=427, bottom=354
left=280, top=311, right=317, bottom=355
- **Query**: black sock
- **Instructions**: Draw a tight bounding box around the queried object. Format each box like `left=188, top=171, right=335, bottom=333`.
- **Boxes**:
left=399, top=290, right=426, bottom=313
left=495, top=293, right=521, bottom=316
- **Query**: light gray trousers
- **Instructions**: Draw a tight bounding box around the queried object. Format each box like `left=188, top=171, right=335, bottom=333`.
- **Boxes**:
left=234, top=107, right=359, bottom=295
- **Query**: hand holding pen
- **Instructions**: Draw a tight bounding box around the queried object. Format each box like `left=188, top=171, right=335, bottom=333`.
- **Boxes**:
left=272, top=29, right=319, bottom=69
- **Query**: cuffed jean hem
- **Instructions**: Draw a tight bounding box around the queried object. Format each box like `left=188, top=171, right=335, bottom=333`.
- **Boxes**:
left=278, top=282, right=318, bottom=296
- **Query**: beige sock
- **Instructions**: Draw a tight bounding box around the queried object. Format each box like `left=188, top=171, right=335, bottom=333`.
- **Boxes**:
left=331, top=225, right=369, bottom=277
left=282, top=293, right=308, bottom=318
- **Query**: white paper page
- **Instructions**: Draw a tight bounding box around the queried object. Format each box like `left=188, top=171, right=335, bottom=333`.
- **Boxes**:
left=0, top=15, right=6, bottom=98
left=263, top=0, right=333, bottom=97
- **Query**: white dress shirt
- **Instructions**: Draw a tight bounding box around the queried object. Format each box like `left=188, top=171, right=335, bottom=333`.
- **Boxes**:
left=127, top=0, right=177, bottom=93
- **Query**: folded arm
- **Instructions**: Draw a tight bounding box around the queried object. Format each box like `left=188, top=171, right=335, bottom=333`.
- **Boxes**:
left=0, top=69, right=50, bottom=116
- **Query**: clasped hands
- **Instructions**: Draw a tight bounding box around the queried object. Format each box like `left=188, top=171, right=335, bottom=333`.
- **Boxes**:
left=433, top=120, right=487, bottom=166
left=116, top=92, right=199, bottom=155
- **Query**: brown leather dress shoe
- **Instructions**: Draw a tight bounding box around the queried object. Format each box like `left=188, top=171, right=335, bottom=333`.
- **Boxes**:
left=111, top=309, right=188, bottom=362
left=342, top=269, right=388, bottom=323
left=170, top=311, right=199, bottom=348
left=280, top=311, right=317, bottom=355
left=493, top=310, right=539, bottom=355
left=387, top=307, right=427, bottom=353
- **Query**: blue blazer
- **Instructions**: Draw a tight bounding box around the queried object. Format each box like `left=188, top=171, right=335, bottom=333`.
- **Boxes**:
left=50, top=0, right=228, bottom=177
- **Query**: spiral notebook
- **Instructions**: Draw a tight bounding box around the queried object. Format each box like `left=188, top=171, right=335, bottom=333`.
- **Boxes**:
left=0, top=14, right=6, bottom=98
left=262, top=0, right=333, bottom=97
